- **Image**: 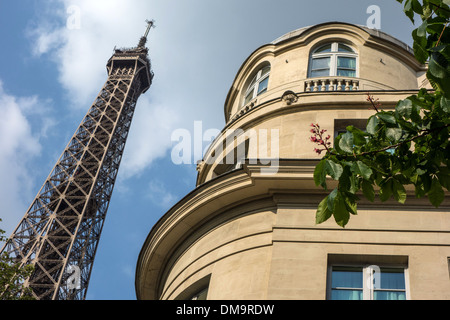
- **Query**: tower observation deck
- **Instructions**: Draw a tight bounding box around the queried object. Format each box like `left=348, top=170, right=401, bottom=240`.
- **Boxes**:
left=1, top=21, right=154, bottom=300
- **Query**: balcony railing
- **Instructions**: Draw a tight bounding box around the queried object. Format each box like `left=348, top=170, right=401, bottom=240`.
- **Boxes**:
left=305, top=78, right=359, bottom=92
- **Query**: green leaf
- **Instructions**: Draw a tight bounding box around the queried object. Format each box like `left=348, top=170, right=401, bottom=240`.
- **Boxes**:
left=386, top=127, right=403, bottom=142
left=437, top=170, right=450, bottom=191
left=327, top=188, right=338, bottom=212
left=403, top=0, right=416, bottom=22
left=379, top=179, right=393, bottom=202
left=325, top=160, right=343, bottom=180
left=333, top=134, right=344, bottom=154
left=413, top=39, right=429, bottom=64
left=428, top=177, right=445, bottom=207
left=362, top=180, right=375, bottom=202
left=339, top=165, right=351, bottom=192
left=339, top=132, right=354, bottom=154
left=367, top=116, right=379, bottom=135
left=316, top=196, right=333, bottom=225
left=378, top=113, right=397, bottom=125
left=344, top=195, right=358, bottom=215
left=441, top=97, right=450, bottom=113
left=347, top=126, right=367, bottom=146
left=428, top=51, right=448, bottom=79
left=411, top=0, right=423, bottom=14
left=392, top=179, right=407, bottom=204
left=416, top=174, right=432, bottom=198
left=396, top=98, right=413, bottom=118
left=349, top=174, right=359, bottom=194
left=333, top=191, right=350, bottom=228
left=417, top=20, right=428, bottom=37
left=427, top=69, right=450, bottom=98
left=314, top=159, right=327, bottom=189
left=354, top=161, right=373, bottom=180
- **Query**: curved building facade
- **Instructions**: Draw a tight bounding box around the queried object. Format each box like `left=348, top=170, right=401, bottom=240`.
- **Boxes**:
left=135, top=22, right=450, bottom=300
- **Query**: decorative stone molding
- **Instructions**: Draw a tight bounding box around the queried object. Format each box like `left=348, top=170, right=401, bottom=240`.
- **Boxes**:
left=281, top=90, right=299, bottom=105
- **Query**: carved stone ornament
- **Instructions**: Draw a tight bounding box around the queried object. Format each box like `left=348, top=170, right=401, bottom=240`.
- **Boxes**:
left=281, top=90, right=298, bottom=105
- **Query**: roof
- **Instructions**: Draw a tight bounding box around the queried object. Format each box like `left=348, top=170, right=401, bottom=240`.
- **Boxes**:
left=271, top=22, right=414, bottom=55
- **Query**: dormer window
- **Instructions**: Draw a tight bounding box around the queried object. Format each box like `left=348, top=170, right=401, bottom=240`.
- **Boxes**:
left=243, top=65, right=271, bottom=106
left=309, top=43, right=357, bottom=78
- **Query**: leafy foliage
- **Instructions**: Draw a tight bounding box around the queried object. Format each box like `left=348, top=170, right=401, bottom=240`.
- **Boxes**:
left=0, top=220, right=35, bottom=300
left=312, top=0, right=449, bottom=227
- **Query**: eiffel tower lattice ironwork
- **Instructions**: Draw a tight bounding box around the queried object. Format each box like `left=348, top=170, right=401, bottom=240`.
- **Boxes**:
left=1, top=21, right=155, bottom=300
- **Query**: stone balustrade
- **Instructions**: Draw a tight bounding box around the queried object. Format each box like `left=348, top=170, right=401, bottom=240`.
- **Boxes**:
left=305, top=78, right=359, bottom=92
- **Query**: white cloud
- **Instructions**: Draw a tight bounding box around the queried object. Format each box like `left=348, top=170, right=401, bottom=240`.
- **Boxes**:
left=121, top=97, right=180, bottom=179
left=27, top=1, right=181, bottom=178
left=27, top=0, right=230, bottom=181
left=29, top=0, right=147, bottom=107
left=0, top=81, right=54, bottom=234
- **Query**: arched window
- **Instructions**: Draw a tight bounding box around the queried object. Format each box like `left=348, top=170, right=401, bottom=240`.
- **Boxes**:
left=243, top=65, right=271, bottom=106
left=309, top=43, right=357, bottom=78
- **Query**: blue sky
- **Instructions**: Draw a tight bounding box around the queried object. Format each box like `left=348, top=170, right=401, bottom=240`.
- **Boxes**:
left=0, top=0, right=417, bottom=300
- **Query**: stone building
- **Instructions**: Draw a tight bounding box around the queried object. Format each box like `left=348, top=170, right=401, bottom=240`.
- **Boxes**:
left=135, top=22, right=450, bottom=300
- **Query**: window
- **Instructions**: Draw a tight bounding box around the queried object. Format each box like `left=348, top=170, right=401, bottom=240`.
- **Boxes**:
left=329, top=265, right=407, bottom=300
left=309, top=42, right=357, bottom=78
left=448, top=258, right=450, bottom=279
left=334, top=119, right=367, bottom=141
left=334, top=119, right=396, bottom=154
left=190, top=288, right=208, bottom=300
left=243, top=65, right=271, bottom=106
left=175, top=275, right=211, bottom=300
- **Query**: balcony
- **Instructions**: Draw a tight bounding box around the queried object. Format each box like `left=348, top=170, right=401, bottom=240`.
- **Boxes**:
left=305, top=78, right=360, bottom=92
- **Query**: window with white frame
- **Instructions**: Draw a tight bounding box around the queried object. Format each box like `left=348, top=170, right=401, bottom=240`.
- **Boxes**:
left=309, top=42, right=357, bottom=78
left=329, top=265, right=407, bottom=300
left=190, top=287, right=208, bottom=300
left=175, top=274, right=211, bottom=300
left=243, top=65, right=271, bottom=106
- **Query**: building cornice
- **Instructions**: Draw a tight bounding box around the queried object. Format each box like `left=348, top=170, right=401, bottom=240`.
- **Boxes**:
left=136, top=159, right=450, bottom=299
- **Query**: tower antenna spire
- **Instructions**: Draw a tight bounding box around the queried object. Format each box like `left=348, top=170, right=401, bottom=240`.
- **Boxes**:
left=138, top=19, right=155, bottom=48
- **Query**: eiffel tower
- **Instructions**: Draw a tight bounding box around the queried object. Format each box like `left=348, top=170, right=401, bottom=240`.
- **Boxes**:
left=1, top=20, right=155, bottom=300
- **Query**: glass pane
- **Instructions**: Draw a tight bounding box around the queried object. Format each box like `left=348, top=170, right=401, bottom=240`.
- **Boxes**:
left=337, top=69, right=356, bottom=77
left=257, top=76, right=269, bottom=95
left=244, top=89, right=254, bottom=105
left=310, top=69, right=330, bottom=77
left=193, top=288, right=208, bottom=300
left=331, top=267, right=363, bottom=288
left=373, top=291, right=406, bottom=300
left=261, top=66, right=271, bottom=77
left=338, top=44, right=354, bottom=52
left=312, top=57, right=331, bottom=70
left=315, top=44, right=332, bottom=53
left=380, top=268, right=405, bottom=290
left=337, top=57, right=356, bottom=69
left=248, top=75, right=257, bottom=88
left=331, top=289, right=363, bottom=300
